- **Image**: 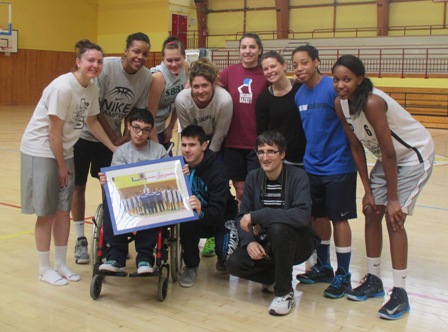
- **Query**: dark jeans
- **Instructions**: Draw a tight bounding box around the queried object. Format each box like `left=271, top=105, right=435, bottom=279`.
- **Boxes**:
left=226, top=223, right=315, bottom=296
left=180, top=220, right=229, bottom=268
left=102, top=199, right=157, bottom=267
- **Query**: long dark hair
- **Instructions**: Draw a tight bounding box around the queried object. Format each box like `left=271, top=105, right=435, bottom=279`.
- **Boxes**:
left=332, top=54, right=373, bottom=117
left=239, top=32, right=264, bottom=63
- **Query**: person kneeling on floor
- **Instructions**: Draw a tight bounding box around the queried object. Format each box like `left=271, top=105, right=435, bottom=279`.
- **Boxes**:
left=226, top=130, right=320, bottom=316
left=179, top=125, right=238, bottom=288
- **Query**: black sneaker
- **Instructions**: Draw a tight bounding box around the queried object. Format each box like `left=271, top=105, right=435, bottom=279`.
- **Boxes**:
left=346, top=273, right=385, bottom=301
left=215, top=260, right=228, bottom=274
left=378, top=287, right=410, bottom=320
left=324, top=267, right=352, bottom=299
left=296, top=263, right=334, bottom=284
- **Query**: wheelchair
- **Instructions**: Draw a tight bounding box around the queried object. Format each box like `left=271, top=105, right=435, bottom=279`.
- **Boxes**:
left=89, top=203, right=182, bottom=301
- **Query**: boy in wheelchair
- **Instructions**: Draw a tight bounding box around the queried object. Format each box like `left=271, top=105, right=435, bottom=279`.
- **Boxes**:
left=98, top=108, right=168, bottom=274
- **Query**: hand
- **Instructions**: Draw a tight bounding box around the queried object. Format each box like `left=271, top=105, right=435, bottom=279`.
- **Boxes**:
left=98, top=172, right=107, bottom=186
left=386, top=199, right=406, bottom=232
left=240, top=213, right=252, bottom=232
left=182, top=164, right=190, bottom=176
left=189, top=195, right=202, bottom=218
left=362, top=192, right=379, bottom=216
left=247, top=241, right=266, bottom=260
left=58, top=164, right=72, bottom=187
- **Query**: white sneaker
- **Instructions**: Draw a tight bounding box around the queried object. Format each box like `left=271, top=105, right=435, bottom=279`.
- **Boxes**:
left=99, top=260, right=124, bottom=273
left=137, top=261, right=154, bottom=274
left=269, top=292, right=296, bottom=316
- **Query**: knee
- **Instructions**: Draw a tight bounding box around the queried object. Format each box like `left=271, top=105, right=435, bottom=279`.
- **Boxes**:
left=267, top=223, right=288, bottom=241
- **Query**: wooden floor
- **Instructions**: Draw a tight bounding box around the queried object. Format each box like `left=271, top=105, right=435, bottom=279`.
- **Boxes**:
left=1, top=105, right=448, bottom=331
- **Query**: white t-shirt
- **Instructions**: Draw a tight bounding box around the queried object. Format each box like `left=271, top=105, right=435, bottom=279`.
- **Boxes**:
left=81, top=57, right=152, bottom=142
left=20, top=73, right=100, bottom=159
left=175, top=86, right=233, bottom=152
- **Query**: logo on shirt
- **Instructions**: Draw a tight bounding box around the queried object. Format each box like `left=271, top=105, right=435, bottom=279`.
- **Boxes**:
left=73, top=98, right=89, bottom=129
left=238, top=78, right=253, bottom=104
left=102, top=86, right=134, bottom=119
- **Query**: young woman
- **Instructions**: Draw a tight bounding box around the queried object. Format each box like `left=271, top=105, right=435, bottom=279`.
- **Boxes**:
left=149, top=36, right=189, bottom=151
left=220, top=33, right=269, bottom=202
left=256, top=50, right=306, bottom=166
left=332, top=54, right=434, bottom=320
left=175, top=58, right=233, bottom=154
left=71, top=32, right=152, bottom=264
left=292, top=45, right=357, bottom=299
left=20, top=40, right=116, bottom=286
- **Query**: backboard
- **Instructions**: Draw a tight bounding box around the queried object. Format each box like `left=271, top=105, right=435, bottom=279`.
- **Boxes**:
left=0, top=29, right=17, bottom=55
left=0, top=2, right=12, bottom=36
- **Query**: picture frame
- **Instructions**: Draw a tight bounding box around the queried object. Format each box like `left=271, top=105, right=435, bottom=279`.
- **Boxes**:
left=101, top=156, right=197, bottom=235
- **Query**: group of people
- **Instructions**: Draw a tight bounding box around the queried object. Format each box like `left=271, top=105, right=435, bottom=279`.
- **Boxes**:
left=20, top=31, right=434, bottom=321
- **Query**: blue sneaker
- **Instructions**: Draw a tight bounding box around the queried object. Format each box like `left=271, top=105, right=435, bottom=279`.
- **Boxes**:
left=324, top=267, right=352, bottom=299
left=347, top=273, right=385, bottom=301
left=296, top=263, right=334, bottom=284
left=378, top=287, right=410, bottom=320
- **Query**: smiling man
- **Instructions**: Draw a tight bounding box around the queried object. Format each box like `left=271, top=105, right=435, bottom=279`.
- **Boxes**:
left=226, top=131, right=320, bottom=316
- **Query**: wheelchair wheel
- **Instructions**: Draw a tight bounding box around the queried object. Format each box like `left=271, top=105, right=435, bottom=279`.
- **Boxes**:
left=169, top=224, right=181, bottom=282
left=157, top=265, right=169, bottom=302
left=91, top=203, right=104, bottom=270
left=90, top=275, right=103, bottom=300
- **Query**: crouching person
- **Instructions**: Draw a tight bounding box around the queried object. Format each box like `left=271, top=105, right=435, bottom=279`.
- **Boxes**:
left=179, top=125, right=238, bottom=287
left=226, top=131, right=320, bottom=316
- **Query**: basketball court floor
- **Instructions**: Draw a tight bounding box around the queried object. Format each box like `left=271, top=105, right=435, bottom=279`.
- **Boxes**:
left=1, top=105, right=447, bottom=331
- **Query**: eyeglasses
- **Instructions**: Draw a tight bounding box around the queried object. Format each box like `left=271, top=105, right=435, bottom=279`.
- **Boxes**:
left=131, top=125, right=152, bottom=135
left=256, top=149, right=280, bottom=157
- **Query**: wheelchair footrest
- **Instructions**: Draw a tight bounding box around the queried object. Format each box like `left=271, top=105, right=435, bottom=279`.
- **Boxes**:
left=95, top=270, right=128, bottom=277
left=129, top=269, right=161, bottom=278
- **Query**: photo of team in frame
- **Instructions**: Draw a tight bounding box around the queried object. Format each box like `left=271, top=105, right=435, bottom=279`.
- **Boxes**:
left=102, top=157, right=197, bottom=235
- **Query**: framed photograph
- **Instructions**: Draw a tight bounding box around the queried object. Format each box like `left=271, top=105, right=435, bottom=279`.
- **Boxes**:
left=102, top=156, right=197, bottom=235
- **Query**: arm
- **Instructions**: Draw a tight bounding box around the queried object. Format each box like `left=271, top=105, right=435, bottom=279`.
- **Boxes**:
left=163, top=107, right=177, bottom=143
left=249, top=167, right=312, bottom=230
left=175, top=93, right=190, bottom=132
left=96, top=112, right=124, bottom=145
left=86, top=115, right=117, bottom=153
left=48, top=115, right=71, bottom=187
left=208, top=92, right=233, bottom=152
left=334, top=98, right=376, bottom=213
left=148, top=71, right=165, bottom=142
left=364, top=94, right=403, bottom=230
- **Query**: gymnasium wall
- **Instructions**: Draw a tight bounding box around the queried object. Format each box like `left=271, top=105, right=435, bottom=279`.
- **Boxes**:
left=1, top=0, right=447, bottom=105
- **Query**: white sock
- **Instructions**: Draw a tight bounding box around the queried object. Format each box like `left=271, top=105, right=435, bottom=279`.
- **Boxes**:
left=392, top=268, right=407, bottom=289
left=37, top=250, right=52, bottom=275
left=54, top=245, right=80, bottom=281
left=39, top=269, right=68, bottom=286
left=367, top=257, right=381, bottom=277
left=73, top=221, right=85, bottom=239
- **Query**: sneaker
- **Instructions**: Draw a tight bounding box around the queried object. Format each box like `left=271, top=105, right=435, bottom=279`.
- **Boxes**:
left=346, top=273, right=385, bottom=301
left=99, top=260, right=124, bottom=273
left=215, top=260, right=228, bottom=274
left=269, top=292, right=296, bottom=316
left=201, top=237, right=216, bottom=257
left=137, top=261, right=154, bottom=274
left=324, top=267, right=352, bottom=299
left=378, top=287, right=410, bottom=320
left=262, top=283, right=275, bottom=294
left=179, top=267, right=198, bottom=288
left=296, top=263, right=334, bottom=284
left=74, top=236, right=90, bottom=264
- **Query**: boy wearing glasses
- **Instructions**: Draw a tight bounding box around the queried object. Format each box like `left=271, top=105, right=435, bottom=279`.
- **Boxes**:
left=98, top=108, right=168, bottom=274
left=226, top=131, right=320, bottom=316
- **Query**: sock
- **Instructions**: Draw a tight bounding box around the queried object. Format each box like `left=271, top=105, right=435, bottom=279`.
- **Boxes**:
left=37, top=250, right=52, bottom=275
left=335, top=246, right=351, bottom=274
left=74, top=221, right=85, bottom=239
left=367, top=256, right=381, bottom=277
left=392, top=268, right=407, bottom=289
left=54, top=245, right=80, bottom=281
left=316, top=240, right=331, bottom=266
left=39, top=269, right=68, bottom=286
left=305, top=250, right=317, bottom=271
